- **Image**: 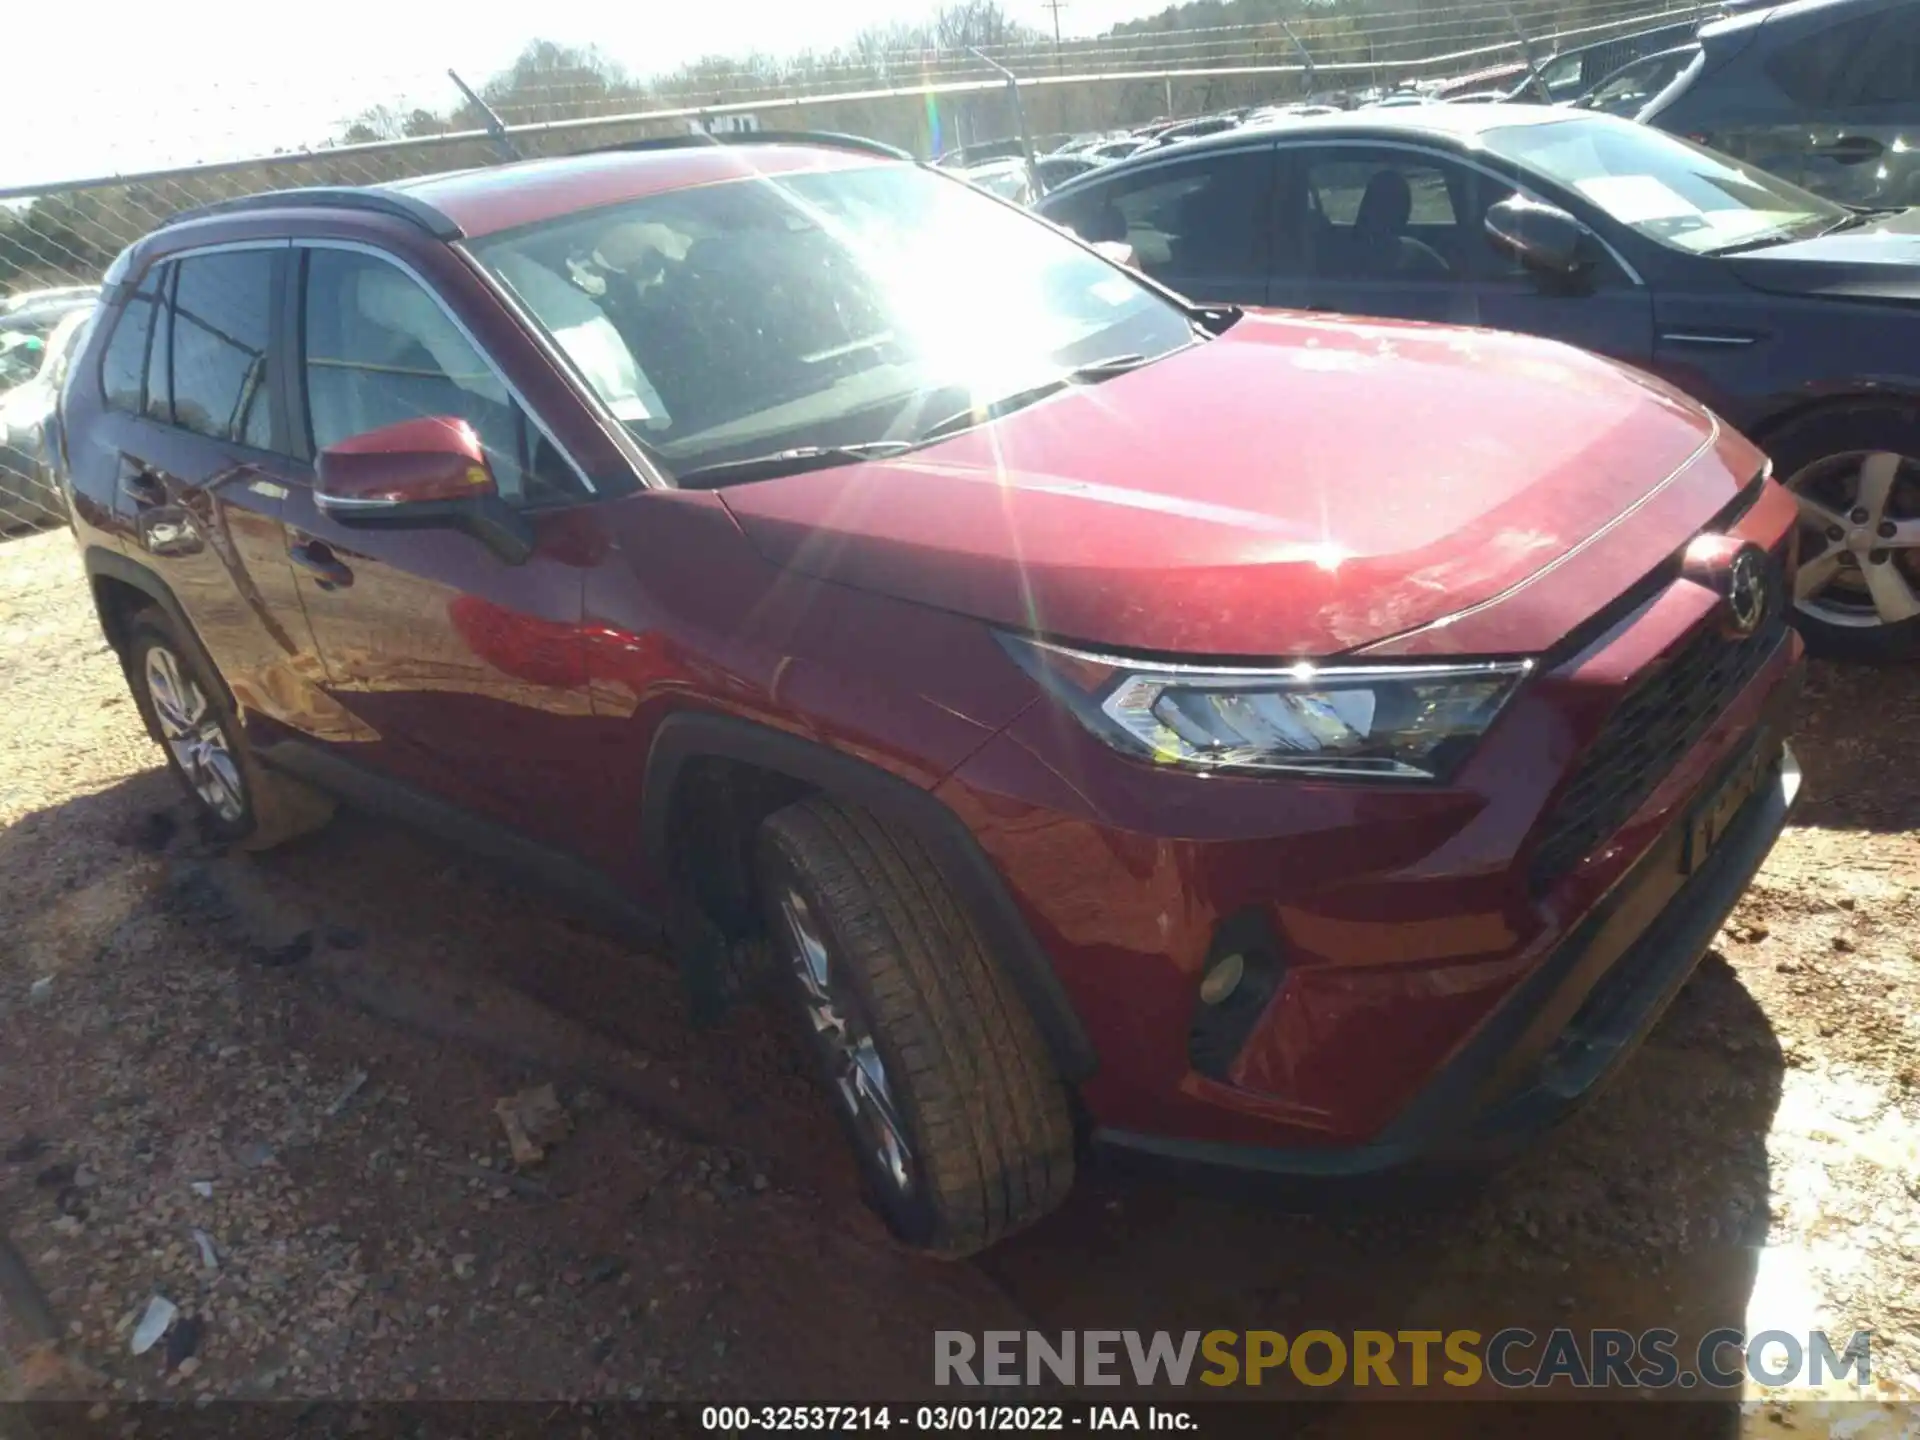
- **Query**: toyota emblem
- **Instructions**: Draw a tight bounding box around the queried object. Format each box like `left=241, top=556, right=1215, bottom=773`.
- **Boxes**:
left=1725, top=546, right=1768, bottom=636
left=1681, top=534, right=1771, bottom=638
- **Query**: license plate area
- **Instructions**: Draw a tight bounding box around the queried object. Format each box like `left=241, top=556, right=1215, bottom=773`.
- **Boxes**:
left=1682, top=740, right=1772, bottom=875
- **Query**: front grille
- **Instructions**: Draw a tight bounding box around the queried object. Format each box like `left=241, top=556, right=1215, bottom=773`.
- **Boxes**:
left=1528, top=556, right=1787, bottom=891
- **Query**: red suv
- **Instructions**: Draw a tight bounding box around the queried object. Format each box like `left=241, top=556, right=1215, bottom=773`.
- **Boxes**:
left=58, top=133, right=1802, bottom=1257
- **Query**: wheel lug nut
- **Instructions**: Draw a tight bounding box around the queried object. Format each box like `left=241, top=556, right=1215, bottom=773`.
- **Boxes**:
left=1828, top=525, right=1845, bottom=541
left=1871, top=549, right=1890, bottom=565
left=1879, top=522, right=1898, bottom=539
left=1851, top=507, right=1871, bottom=524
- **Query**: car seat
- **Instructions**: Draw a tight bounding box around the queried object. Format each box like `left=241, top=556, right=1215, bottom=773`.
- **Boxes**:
left=1348, top=170, right=1451, bottom=278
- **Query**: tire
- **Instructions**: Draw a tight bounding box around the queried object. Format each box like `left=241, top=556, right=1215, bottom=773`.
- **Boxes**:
left=757, top=795, right=1075, bottom=1257
left=123, top=607, right=334, bottom=849
left=1768, top=401, right=1920, bottom=662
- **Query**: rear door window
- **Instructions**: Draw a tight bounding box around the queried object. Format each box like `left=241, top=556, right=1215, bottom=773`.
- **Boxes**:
left=168, top=250, right=278, bottom=449
left=1290, top=153, right=1465, bottom=279
left=1766, top=9, right=1884, bottom=106
left=1044, top=149, right=1274, bottom=291
left=1848, top=7, right=1920, bottom=105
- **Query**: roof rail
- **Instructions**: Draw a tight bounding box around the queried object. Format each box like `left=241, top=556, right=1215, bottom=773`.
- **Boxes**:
left=165, top=186, right=463, bottom=241
left=595, top=130, right=914, bottom=162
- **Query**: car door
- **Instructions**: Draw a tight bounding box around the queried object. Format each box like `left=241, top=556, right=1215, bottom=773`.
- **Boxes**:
left=96, top=245, right=352, bottom=745
left=1040, top=143, right=1275, bottom=306
left=1269, top=146, right=1481, bottom=325
left=279, top=240, right=604, bottom=850
left=1703, top=1, right=1920, bottom=207
left=1452, top=165, right=1657, bottom=370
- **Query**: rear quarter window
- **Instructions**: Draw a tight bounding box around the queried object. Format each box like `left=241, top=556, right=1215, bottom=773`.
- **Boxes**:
left=100, top=274, right=160, bottom=414
left=1764, top=8, right=1886, bottom=106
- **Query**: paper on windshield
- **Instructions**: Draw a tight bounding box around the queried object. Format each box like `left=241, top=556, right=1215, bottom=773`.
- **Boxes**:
left=1573, top=175, right=1698, bottom=224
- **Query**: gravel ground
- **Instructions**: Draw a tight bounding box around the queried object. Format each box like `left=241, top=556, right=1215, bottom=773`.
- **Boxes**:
left=3, top=528, right=1919, bottom=1429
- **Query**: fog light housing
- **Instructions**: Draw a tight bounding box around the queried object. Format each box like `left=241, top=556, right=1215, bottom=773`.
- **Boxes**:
left=1188, top=911, right=1287, bottom=1081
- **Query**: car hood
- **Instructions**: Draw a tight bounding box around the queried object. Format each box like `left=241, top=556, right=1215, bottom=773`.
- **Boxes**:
left=720, top=311, right=1742, bottom=658
left=1725, top=207, right=1920, bottom=303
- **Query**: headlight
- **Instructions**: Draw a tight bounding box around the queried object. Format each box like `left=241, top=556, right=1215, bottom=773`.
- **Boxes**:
left=999, top=634, right=1531, bottom=780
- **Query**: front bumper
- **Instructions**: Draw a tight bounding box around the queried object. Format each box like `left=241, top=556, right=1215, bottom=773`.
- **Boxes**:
left=1094, top=721, right=1801, bottom=1179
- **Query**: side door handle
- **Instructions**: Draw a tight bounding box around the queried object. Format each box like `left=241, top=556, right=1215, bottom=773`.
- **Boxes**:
left=291, top=538, right=354, bottom=590
left=1815, top=135, right=1886, bottom=165
left=119, top=459, right=165, bottom=507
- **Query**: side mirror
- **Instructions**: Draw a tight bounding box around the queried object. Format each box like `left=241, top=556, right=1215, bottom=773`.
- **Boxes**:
left=1484, top=196, right=1597, bottom=280
left=316, top=416, right=533, bottom=564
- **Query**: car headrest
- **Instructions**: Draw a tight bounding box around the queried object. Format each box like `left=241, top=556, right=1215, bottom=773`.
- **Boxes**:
left=1354, top=170, right=1413, bottom=236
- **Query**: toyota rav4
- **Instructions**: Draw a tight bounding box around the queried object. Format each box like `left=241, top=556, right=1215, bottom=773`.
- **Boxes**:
left=57, top=132, right=1802, bottom=1256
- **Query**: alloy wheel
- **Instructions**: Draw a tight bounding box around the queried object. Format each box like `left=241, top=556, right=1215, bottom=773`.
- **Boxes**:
left=143, top=644, right=246, bottom=824
left=775, top=885, right=915, bottom=1195
left=1789, top=450, right=1920, bottom=629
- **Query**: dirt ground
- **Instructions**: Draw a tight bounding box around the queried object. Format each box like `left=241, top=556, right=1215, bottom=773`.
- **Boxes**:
left=3, top=527, right=1920, bottom=1431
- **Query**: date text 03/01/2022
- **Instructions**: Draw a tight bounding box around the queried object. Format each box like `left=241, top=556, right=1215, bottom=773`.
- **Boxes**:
left=700, top=1406, right=1197, bottom=1431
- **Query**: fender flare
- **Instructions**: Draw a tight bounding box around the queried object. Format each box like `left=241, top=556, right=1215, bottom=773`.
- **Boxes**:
left=641, top=711, right=1098, bottom=1083
left=82, top=547, right=230, bottom=705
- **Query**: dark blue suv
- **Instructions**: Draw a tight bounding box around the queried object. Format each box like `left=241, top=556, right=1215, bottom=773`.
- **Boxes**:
left=1642, top=0, right=1920, bottom=208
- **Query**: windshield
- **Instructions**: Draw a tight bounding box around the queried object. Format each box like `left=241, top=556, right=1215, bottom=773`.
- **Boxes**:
left=1480, top=116, right=1846, bottom=255
left=471, top=162, right=1194, bottom=478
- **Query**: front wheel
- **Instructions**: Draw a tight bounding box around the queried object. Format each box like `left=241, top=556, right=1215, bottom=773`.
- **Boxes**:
left=1774, top=402, right=1920, bottom=662
left=757, top=796, right=1075, bottom=1257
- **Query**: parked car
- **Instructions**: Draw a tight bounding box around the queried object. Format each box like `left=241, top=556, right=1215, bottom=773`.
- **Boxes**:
left=1040, top=104, right=1920, bottom=659
left=931, top=138, right=1030, bottom=169
left=1431, top=61, right=1535, bottom=101
left=1083, top=136, right=1150, bottom=162
left=1641, top=0, right=1920, bottom=207
left=0, top=303, right=93, bottom=531
left=1364, top=91, right=1435, bottom=109
left=1032, top=154, right=1103, bottom=190
left=960, top=155, right=1037, bottom=205
left=1142, top=113, right=1245, bottom=147
left=0, top=286, right=99, bottom=340
left=65, top=134, right=1801, bottom=1255
left=2, top=284, right=97, bottom=318
left=0, top=331, right=44, bottom=391
left=1573, top=44, right=1702, bottom=116
left=1530, top=20, right=1703, bottom=102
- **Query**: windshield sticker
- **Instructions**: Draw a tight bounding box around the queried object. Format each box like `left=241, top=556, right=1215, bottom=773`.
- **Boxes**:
left=1574, top=175, right=1697, bottom=223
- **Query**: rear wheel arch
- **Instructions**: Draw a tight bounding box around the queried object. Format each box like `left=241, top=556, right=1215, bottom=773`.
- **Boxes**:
left=83, top=549, right=231, bottom=701
left=1746, top=387, right=1920, bottom=452
left=640, top=711, right=1098, bottom=1083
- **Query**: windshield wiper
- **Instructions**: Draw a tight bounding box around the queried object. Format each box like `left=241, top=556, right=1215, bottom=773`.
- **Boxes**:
left=910, top=354, right=1157, bottom=447
left=1702, top=230, right=1804, bottom=257
left=1813, top=206, right=1902, bottom=238
left=671, top=441, right=912, bottom=489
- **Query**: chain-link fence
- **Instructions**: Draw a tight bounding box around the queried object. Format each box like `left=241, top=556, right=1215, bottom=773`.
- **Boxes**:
left=0, top=0, right=1701, bottom=539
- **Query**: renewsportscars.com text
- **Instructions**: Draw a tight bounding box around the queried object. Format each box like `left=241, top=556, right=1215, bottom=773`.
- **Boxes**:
left=934, top=1328, right=1872, bottom=1390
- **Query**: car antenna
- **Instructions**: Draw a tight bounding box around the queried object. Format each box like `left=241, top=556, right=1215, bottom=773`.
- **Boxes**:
left=1279, top=20, right=1318, bottom=102
left=969, top=47, right=1044, bottom=197
left=1502, top=5, right=1554, bottom=104
left=448, top=68, right=524, bottom=164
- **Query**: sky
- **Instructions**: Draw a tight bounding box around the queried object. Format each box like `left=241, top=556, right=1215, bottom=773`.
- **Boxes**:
left=5, top=0, right=1174, bottom=193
